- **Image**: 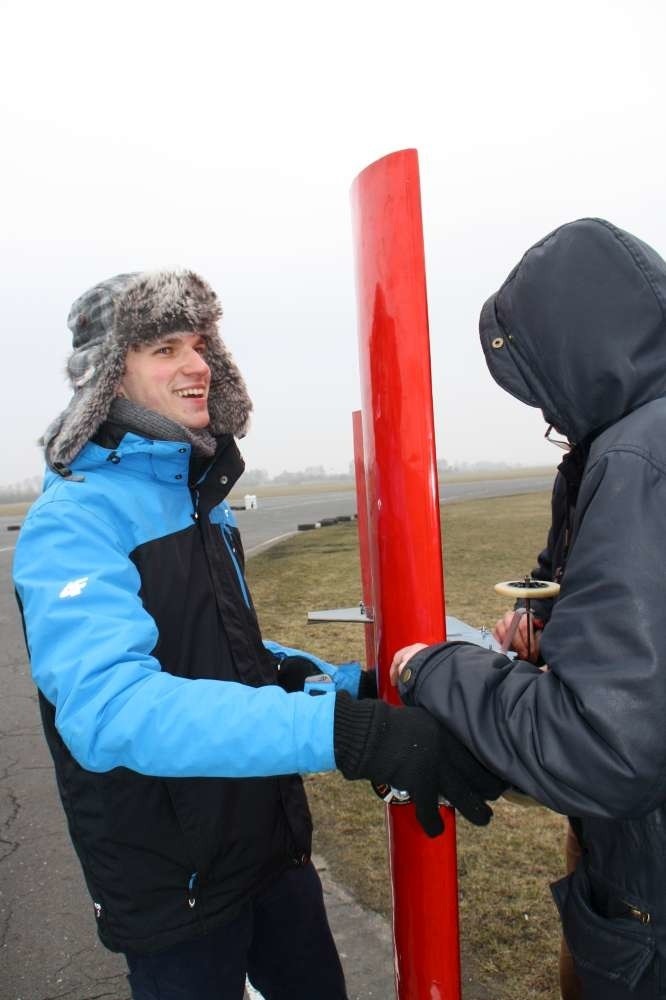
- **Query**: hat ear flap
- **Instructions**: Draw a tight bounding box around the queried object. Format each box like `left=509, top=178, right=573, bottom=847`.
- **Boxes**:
left=206, top=340, right=253, bottom=437
left=44, top=342, right=127, bottom=470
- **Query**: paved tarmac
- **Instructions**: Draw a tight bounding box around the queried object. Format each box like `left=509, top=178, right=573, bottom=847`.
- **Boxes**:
left=0, top=480, right=550, bottom=999
left=233, top=473, right=554, bottom=556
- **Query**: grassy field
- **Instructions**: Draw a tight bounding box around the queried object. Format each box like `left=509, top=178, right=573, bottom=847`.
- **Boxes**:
left=246, top=491, right=566, bottom=1000
left=0, top=501, right=31, bottom=516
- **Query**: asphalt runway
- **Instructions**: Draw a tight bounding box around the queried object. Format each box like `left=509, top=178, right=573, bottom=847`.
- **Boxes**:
left=229, top=474, right=554, bottom=555
left=0, top=475, right=552, bottom=999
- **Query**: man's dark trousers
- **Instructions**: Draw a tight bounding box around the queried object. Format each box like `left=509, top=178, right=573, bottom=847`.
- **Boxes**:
left=125, top=861, right=347, bottom=999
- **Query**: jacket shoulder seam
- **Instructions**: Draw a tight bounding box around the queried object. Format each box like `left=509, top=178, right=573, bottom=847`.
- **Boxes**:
left=585, top=443, right=666, bottom=480
left=27, top=495, right=121, bottom=545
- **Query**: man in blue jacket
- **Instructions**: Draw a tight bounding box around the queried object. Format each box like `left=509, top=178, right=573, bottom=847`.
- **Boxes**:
left=14, top=270, right=503, bottom=1000
left=391, top=219, right=666, bottom=999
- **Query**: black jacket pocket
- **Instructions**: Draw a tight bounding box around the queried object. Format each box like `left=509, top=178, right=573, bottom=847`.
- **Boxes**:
left=551, top=866, right=655, bottom=991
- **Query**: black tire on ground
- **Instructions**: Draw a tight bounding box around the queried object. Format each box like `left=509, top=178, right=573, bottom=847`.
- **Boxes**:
left=298, top=522, right=321, bottom=531
left=7, top=524, right=20, bottom=531
left=335, top=515, right=352, bottom=523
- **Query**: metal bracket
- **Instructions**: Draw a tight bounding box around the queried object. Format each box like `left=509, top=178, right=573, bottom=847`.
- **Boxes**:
left=307, top=602, right=374, bottom=624
left=307, top=604, right=508, bottom=657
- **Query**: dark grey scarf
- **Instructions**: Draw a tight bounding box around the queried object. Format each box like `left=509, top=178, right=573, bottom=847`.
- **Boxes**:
left=109, top=398, right=217, bottom=458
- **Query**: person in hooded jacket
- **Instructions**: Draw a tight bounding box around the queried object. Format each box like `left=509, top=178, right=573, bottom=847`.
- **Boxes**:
left=493, top=449, right=587, bottom=1000
left=13, top=270, right=505, bottom=1000
left=390, top=218, right=666, bottom=1000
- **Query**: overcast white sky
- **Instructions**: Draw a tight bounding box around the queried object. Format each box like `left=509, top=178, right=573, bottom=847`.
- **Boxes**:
left=2, top=0, right=665, bottom=483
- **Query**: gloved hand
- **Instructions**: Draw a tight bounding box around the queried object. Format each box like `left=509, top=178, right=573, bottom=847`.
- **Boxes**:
left=275, top=655, right=325, bottom=694
left=333, top=693, right=506, bottom=837
left=264, top=640, right=366, bottom=697
left=357, top=667, right=378, bottom=699
left=275, top=656, right=378, bottom=698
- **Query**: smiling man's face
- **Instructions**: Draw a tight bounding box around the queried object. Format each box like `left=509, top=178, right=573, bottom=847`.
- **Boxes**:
left=118, top=333, right=211, bottom=429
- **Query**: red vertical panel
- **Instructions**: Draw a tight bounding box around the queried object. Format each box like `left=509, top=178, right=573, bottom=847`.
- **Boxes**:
left=350, top=149, right=461, bottom=999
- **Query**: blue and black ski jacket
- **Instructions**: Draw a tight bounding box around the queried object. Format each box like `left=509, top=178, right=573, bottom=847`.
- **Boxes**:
left=13, top=430, right=336, bottom=954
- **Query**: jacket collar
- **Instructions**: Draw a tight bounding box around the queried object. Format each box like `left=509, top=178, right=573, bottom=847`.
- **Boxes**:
left=63, top=430, right=244, bottom=498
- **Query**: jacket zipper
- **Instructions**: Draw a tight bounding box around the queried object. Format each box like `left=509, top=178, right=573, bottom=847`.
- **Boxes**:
left=192, top=488, right=249, bottom=607
left=222, top=526, right=251, bottom=609
left=622, top=899, right=651, bottom=924
left=187, top=871, right=199, bottom=909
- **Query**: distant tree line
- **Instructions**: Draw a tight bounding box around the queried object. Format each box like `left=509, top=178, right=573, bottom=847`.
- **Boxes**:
left=436, top=459, right=529, bottom=474
left=239, top=465, right=354, bottom=487
left=1, top=459, right=537, bottom=500
left=238, top=458, right=533, bottom=488
left=0, top=475, right=42, bottom=503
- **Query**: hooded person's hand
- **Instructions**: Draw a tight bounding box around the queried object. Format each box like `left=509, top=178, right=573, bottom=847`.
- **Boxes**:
left=492, top=610, right=542, bottom=662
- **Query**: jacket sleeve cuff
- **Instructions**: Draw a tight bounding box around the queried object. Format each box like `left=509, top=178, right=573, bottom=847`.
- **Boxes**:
left=331, top=662, right=362, bottom=697
left=332, top=692, right=377, bottom=778
left=398, top=641, right=483, bottom=704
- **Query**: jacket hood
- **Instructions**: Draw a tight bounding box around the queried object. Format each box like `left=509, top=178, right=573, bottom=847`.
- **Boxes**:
left=480, top=218, right=666, bottom=443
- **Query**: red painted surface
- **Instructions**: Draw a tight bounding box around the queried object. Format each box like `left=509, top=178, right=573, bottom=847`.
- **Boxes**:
left=350, top=149, right=461, bottom=999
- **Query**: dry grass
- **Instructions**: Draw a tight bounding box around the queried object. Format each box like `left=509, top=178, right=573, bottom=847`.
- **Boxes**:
left=439, top=465, right=556, bottom=484
left=0, top=501, right=31, bottom=516
left=247, top=491, right=566, bottom=1000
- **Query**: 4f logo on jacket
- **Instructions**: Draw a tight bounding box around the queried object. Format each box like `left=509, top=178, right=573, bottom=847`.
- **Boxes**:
left=59, top=577, right=89, bottom=599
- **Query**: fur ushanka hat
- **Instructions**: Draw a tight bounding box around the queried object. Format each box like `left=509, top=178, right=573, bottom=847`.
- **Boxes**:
left=43, top=270, right=252, bottom=471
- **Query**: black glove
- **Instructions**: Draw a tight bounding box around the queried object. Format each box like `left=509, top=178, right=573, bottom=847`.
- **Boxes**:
left=275, top=655, right=320, bottom=694
left=357, top=667, right=378, bottom=699
left=333, top=693, right=506, bottom=837
left=275, top=658, right=377, bottom=698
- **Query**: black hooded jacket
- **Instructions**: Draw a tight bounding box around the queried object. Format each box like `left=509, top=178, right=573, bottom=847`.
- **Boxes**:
left=400, top=219, right=666, bottom=988
left=517, top=444, right=588, bottom=627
